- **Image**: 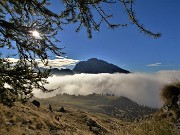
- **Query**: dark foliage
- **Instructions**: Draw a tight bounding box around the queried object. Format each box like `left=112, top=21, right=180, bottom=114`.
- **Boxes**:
left=0, top=0, right=63, bottom=105
left=161, top=81, right=180, bottom=108
left=61, top=0, right=161, bottom=38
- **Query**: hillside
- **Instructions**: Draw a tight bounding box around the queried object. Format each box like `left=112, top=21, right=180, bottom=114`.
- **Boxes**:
left=0, top=102, right=129, bottom=135
left=73, top=58, right=130, bottom=74
left=39, top=93, right=157, bottom=121
left=0, top=101, right=177, bottom=135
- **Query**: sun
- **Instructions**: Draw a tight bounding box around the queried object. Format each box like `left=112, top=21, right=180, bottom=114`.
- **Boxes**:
left=31, top=30, right=41, bottom=39
left=32, top=30, right=40, bottom=37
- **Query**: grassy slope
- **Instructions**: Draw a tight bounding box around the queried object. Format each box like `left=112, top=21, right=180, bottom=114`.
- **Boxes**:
left=0, top=102, right=178, bottom=135
left=0, top=102, right=128, bottom=135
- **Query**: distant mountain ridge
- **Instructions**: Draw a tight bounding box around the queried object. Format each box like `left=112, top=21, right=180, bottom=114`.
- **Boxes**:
left=73, top=58, right=130, bottom=74
left=50, top=68, right=74, bottom=75
left=47, top=58, right=130, bottom=75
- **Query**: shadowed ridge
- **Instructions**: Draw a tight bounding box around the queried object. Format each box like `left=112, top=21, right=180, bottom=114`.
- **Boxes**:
left=73, top=58, right=130, bottom=74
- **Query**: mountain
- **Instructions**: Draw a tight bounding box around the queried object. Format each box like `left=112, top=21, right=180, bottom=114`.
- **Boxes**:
left=50, top=68, right=74, bottom=75
left=73, top=58, right=130, bottom=74
left=39, top=93, right=157, bottom=121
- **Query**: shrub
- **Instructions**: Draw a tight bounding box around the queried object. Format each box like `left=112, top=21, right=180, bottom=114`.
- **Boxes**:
left=160, top=81, right=180, bottom=106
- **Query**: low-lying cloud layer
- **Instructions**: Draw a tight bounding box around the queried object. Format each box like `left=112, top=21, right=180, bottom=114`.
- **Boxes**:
left=33, top=70, right=180, bottom=108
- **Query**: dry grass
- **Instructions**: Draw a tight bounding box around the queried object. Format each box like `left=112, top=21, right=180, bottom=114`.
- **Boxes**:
left=0, top=101, right=179, bottom=135
left=125, top=118, right=178, bottom=135
left=0, top=102, right=125, bottom=135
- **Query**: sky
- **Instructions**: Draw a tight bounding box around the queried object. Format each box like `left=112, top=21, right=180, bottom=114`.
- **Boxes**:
left=3, top=0, right=180, bottom=73
left=48, top=0, right=180, bottom=73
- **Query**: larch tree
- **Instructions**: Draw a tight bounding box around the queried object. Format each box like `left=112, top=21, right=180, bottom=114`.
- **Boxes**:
left=0, top=0, right=160, bottom=105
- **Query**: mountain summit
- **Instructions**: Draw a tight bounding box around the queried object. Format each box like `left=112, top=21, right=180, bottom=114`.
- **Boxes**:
left=73, top=58, right=130, bottom=74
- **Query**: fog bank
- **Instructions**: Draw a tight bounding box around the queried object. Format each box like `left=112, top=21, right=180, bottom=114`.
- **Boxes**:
left=33, top=70, right=180, bottom=108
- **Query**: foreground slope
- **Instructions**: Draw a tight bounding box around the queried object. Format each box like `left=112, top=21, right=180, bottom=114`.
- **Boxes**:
left=0, top=102, right=178, bottom=135
left=0, top=102, right=129, bottom=135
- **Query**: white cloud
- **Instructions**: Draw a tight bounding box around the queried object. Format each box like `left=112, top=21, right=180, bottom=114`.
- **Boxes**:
left=33, top=70, right=180, bottom=108
left=6, top=58, right=19, bottom=63
left=146, top=63, right=162, bottom=67
left=46, top=56, right=80, bottom=67
left=6, top=56, right=80, bottom=68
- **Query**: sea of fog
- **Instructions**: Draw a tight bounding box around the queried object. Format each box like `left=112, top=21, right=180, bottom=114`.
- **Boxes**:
left=33, top=70, right=180, bottom=108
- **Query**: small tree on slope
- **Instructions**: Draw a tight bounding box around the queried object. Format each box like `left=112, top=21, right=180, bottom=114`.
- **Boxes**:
left=161, top=81, right=180, bottom=119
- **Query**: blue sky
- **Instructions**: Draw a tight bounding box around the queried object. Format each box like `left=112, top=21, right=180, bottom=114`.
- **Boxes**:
left=49, top=0, right=179, bottom=72
left=3, top=0, right=180, bottom=73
